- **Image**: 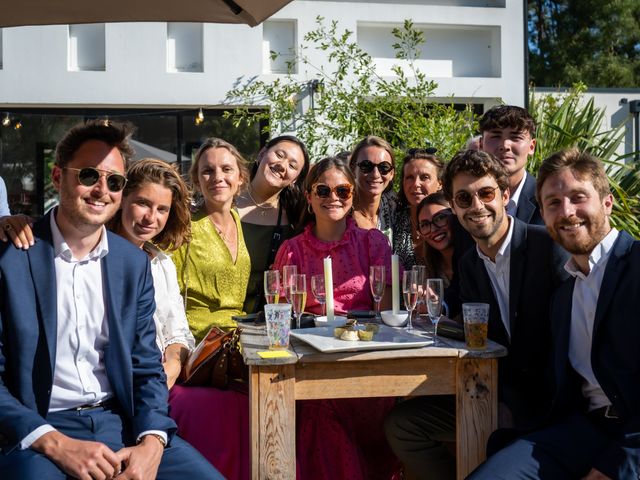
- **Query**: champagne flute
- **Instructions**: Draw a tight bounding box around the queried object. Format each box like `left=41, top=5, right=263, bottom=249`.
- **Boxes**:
left=263, top=269, right=281, bottom=305
left=281, top=265, right=297, bottom=303
left=310, top=274, right=326, bottom=316
left=412, top=265, right=426, bottom=322
left=369, top=265, right=385, bottom=315
left=290, top=274, right=307, bottom=329
left=426, top=278, right=444, bottom=345
left=402, top=270, right=419, bottom=331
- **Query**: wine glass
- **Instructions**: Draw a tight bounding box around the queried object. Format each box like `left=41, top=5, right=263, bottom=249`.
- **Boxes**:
left=263, top=269, right=281, bottom=305
left=412, top=265, right=426, bottom=321
left=281, top=265, right=297, bottom=303
left=290, top=274, right=307, bottom=329
left=426, top=278, right=444, bottom=345
left=311, top=274, right=326, bottom=316
left=369, top=265, right=385, bottom=314
left=402, top=270, right=419, bottom=331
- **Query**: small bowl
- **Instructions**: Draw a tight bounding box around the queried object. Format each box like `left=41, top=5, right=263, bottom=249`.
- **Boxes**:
left=380, top=310, right=409, bottom=327
left=314, top=315, right=348, bottom=327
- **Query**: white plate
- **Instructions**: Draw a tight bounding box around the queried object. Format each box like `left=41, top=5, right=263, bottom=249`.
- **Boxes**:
left=313, top=315, right=348, bottom=327
left=290, top=325, right=433, bottom=353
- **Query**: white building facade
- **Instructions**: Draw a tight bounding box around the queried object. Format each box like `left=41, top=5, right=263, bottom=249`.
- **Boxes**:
left=0, top=0, right=526, bottom=215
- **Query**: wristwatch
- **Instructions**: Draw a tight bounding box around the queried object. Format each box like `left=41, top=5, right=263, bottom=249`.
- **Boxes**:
left=138, top=433, right=167, bottom=448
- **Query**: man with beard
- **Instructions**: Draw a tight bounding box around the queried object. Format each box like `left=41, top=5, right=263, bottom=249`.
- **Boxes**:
left=480, top=105, right=543, bottom=225
left=0, top=120, right=222, bottom=479
left=469, top=148, right=640, bottom=480
left=385, top=150, right=567, bottom=479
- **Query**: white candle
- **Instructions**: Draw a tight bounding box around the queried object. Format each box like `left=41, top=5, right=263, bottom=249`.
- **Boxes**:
left=392, top=254, right=399, bottom=314
left=324, top=256, right=334, bottom=321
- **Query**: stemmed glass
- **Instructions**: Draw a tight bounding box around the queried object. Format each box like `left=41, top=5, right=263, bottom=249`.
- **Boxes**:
left=426, top=278, right=444, bottom=345
left=311, top=274, right=326, bottom=316
left=412, top=265, right=426, bottom=322
left=281, top=265, right=297, bottom=303
left=369, top=265, right=385, bottom=315
left=290, top=274, right=307, bottom=329
left=263, top=269, right=281, bottom=305
left=402, top=270, right=419, bottom=331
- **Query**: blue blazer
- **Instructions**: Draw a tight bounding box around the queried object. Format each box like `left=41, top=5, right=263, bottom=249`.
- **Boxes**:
left=459, top=218, right=569, bottom=428
left=549, top=230, right=640, bottom=477
left=0, top=213, right=176, bottom=452
left=514, top=173, right=543, bottom=226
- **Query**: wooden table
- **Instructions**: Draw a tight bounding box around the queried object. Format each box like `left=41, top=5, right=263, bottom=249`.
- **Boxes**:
left=241, top=320, right=507, bottom=480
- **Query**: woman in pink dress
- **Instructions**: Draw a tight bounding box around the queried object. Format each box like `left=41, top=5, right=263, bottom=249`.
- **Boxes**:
left=273, top=156, right=400, bottom=480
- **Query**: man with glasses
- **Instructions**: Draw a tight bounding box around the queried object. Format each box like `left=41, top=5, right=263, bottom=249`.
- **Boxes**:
left=479, top=105, right=543, bottom=225
left=470, top=148, right=640, bottom=479
left=0, top=120, right=222, bottom=479
left=385, top=149, right=567, bottom=479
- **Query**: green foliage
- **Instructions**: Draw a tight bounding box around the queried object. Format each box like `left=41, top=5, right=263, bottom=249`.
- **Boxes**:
left=530, top=84, right=640, bottom=237
left=223, top=17, right=476, bottom=165
left=528, top=0, right=640, bottom=87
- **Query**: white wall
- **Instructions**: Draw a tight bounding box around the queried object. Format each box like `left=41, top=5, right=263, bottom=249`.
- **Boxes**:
left=0, top=0, right=526, bottom=109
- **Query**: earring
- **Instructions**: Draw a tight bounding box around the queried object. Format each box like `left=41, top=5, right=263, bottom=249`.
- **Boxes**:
left=307, top=203, right=313, bottom=214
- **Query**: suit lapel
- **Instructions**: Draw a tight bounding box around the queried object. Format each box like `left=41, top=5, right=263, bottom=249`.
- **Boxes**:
left=26, top=215, right=58, bottom=370
left=592, top=231, right=633, bottom=336
left=515, top=174, right=536, bottom=224
left=508, top=219, right=526, bottom=339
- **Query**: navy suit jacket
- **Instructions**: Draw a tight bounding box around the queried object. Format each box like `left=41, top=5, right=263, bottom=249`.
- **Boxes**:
left=459, top=218, right=569, bottom=428
left=514, top=173, right=543, bottom=226
left=549, top=230, right=640, bottom=477
left=0, top=212, right=176, bottom=452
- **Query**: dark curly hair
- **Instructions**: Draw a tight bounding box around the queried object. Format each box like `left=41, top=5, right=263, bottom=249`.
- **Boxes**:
left=479, top=105, right=537, bottom=137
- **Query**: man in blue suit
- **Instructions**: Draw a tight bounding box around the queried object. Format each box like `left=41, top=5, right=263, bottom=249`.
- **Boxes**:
left=0, top=120, right=221, bottom=479
left=480, top=105, right=543, bottom=225
left=470, top=148, right=640, bottom=479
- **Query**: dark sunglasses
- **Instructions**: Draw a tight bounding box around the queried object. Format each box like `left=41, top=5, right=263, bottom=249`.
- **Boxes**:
left=64, top=167, right=128, bottom=192
left=453, top=186, right=500, bottom=209
left=418, top=210, right=451, bottom=235
left=407, top=147, right=438, bottom=156
left=312, top=183, right=354, bottom=200
left=356, top=160, right=394, bottom=175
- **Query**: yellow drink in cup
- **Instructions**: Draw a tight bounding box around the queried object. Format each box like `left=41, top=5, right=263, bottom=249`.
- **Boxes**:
left=462, top=303, right=490, bottom=350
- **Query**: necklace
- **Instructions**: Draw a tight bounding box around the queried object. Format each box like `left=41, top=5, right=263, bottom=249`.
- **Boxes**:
left=209, top=216, right=233, bottom=243
left=247, top=185, right=278, bottom=216
left=357, top=209, right=377, bottom=226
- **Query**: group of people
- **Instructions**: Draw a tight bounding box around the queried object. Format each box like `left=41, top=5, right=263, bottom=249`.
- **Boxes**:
left=0, top=102, right=637, bottom=480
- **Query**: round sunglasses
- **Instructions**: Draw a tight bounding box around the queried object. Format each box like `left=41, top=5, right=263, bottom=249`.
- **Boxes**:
left=418, top=210, right=452, bottom=235
left=356, top=160, right=394, bottom=175
left=64, top=167, right=128, bottom=192
left=311, top=183, right=354, bottom=200
left=453, top=186, right=500, bottom=209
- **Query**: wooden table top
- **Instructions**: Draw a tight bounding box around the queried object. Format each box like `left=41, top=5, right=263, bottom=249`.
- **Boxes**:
left=240, top=318, right=507, bottom=366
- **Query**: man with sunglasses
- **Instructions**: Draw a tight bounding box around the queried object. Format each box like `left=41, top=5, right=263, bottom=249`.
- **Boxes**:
left=385, top=150, right=568, bottom=479
left=470, top=149, right=640, bottom=480
left=479, top=105, right=543, bottom=225
left=0, top=120, right=221, bottom=479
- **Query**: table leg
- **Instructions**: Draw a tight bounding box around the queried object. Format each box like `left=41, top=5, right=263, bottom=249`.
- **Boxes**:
left=455, top=358, right=498, bottom=479
left=250, top=364, right=296, bottom=479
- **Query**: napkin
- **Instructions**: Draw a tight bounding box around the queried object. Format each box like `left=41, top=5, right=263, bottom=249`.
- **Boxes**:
left=257, top=350, right=293, bottom=358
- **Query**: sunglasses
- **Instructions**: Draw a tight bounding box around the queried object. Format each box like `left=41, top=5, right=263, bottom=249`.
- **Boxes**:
left=64, top=167, right=128, bottom=192
left=453, top=186, right=500, bottom=209
left=356, top=160, right=394, bottom=175
left=418, top=210, right=452, bottom=235
left=312, top=183, right=354, bottom=200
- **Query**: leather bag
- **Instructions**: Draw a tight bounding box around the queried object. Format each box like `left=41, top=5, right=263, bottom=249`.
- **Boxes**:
left=181, top=327, right=248, bottom=388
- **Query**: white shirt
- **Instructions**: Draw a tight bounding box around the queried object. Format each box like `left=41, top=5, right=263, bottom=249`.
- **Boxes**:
left=565, top=228, right=619, bottom=411
left=147, top=243, right=195, bottom=354
left=477, top=216, right=515, bottom=339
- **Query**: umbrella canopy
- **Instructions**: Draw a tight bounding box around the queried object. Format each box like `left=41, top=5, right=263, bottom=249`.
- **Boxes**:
left=0, top=0, right=292, bottom=28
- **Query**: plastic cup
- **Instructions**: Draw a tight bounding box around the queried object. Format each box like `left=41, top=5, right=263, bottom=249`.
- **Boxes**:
left=462, top=303, right=490, bottom=350
left=264, top=303, right=292, bottom=349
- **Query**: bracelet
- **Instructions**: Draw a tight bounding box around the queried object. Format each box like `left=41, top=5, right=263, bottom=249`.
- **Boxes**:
left=138, top=433, right=167, bottom=448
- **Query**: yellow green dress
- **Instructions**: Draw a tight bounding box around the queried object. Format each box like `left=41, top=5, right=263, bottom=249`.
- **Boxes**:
left=173, top=208, right=251, bottom=342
